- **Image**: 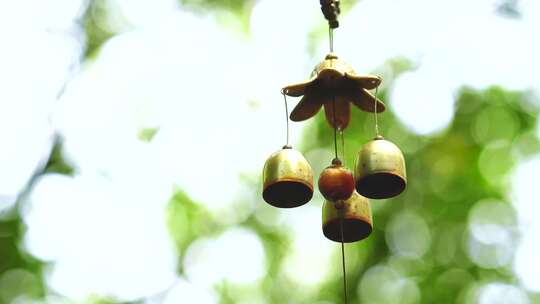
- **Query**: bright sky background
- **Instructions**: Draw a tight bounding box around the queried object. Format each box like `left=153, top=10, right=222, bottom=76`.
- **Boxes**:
left=1, top=0, right=539, bottom=302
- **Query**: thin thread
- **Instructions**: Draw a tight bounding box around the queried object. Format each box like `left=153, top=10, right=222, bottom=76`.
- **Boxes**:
left=340, top=129, right=345, bottom=164
left=340, top=218, right=348, bottom=304
left=332, top=95, right=338, bottom=159
left=374, top=86, right=380, bottom=137
left=329, top=27, right=334, bottom=53
left=282, top=91, right=290, bottom=146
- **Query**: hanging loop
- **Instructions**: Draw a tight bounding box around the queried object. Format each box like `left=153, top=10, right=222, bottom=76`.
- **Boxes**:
left=320, top=0, right=341, bottom=29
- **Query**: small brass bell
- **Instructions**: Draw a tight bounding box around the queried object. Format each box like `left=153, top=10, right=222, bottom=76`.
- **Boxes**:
left=355, top=136, right=406, bottom=199
left=262, top=146, right=314, bottom=208
left=322, top=191, right=373, bottom=242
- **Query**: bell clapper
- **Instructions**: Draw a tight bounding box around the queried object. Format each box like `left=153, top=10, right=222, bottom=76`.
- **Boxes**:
left=318, top=159, right=355, bottom=202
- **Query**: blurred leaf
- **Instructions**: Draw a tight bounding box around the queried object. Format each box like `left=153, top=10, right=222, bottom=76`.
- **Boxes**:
left=83, top=0, right=118, bottom=58
left=137, top=128, right=159, bottom=143
left=43, top=137, right=74, bottom=176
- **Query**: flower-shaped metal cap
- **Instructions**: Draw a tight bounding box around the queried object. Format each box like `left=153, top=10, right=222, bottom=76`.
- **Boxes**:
left=283, top=53, right=385, bottom=130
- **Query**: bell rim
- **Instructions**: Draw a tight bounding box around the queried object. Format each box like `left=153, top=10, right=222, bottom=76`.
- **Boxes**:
left=262, top=179, right=314, bottom=208
left=263, top=177, right=314, bottom=192
left=355, top=171, right=406, bottom=199
left=355, top=168, right=407, bottom=179
left=322, top=216, right=373, bottom=243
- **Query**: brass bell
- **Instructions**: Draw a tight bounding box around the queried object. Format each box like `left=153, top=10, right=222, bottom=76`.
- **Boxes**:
left=262, top=146, right=314, bottom=208
left=322, top=191, right=373, bottom=242
left=354, top=136, right=407, bottom=199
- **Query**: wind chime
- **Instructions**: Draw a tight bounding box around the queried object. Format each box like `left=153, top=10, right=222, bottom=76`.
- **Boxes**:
left=262, top=0, right=406, bottom=302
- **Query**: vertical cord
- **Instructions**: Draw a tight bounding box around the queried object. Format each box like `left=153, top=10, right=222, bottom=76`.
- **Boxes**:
left=330, top=20, right=347, bottom=304
left=329, top=27, right=334, bottom=53
left=332, top=95, right=338, bottom=159
left=374, top=86, right=380, bottom=137
left=340, top=218, right=348, bottom=304
left=340, top=129, right=345, bottom=164
left=329, top=22, right=337, bottom=158
left=282, top=91, right=290, bottom=146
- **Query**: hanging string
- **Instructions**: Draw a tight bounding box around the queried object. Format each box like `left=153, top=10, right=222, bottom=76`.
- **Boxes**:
left=340, top=129, right=345, bottom=164
left=332, top=95, right=338, bottom=159
left=374, top=86, right=380, bottom=137
left=325, top=7, right=346, bottom=303
left=329, top=27, right=334, bottom=53
left=282, top=90, right=290, bottom=146
left=340, top=218, right=348, bottom=304
left=334, top=96, right=347, bottom=304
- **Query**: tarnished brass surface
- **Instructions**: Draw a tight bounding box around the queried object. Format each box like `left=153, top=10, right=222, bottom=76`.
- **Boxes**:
left=262, top=147, right=314, bottom=208
left=283, top=53, right=385, bottom=130
left=355, top=136, right=407, bottom=199
left=310, top=53, right=354, bottom=87
left=322, top=191, right=373, bottom=243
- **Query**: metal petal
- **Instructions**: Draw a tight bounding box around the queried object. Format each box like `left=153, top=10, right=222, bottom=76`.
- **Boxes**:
left=350, top=88, right=386, bottom=113
left=290, top=91, right=324, bottom=121
left=324, top=95, right=351, bottom=130
left=345, top=72, right=381, bottom=90
left=282, top=78, right=317, bottom=97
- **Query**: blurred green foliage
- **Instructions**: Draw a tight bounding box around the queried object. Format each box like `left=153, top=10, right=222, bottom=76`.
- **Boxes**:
left=83, top=0, right=118, bottom=58
left=0, top=219, right=45, bottom=304
left=177, top=0, right=253, bottom=16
